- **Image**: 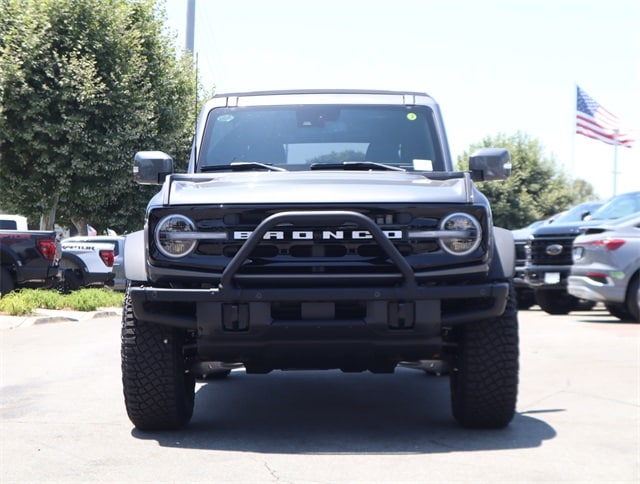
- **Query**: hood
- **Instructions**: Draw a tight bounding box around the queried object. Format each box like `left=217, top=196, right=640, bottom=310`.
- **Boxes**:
left=160, top=171, right=475, bottom=205
left=511, top=227, right=535, bottom=241
left=532, top=219, right=612, bottom=237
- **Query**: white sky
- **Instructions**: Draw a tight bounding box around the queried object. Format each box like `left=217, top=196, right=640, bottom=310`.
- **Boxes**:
left=163, top=0, right=640, bottom=200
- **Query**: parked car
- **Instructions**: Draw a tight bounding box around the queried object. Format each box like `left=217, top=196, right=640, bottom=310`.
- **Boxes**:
left=62, top=235, right=126, bottom=291
left=512, top=221, right=545, bottom=309
left=58, top=237, right=115, bottom=292
left=568, top=213, right=640, bottom=322
left=550, top=201, right=605, bottom=225
left=511, top=201, right=603, bottom=309
left=525, top=191, right=640, bottom=314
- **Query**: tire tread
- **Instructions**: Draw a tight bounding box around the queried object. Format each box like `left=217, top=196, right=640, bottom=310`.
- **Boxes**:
left=121, top=294, right=194, bottom=430
left=450, top=281, right=519, bottom=428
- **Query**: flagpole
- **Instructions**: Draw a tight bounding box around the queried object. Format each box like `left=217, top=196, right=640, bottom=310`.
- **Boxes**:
left=613, top=129, right=619, bottom=196
left=571, top=83, right=577, bottom=195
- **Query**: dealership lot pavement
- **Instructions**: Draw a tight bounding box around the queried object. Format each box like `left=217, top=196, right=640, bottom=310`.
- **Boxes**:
left=1, top=305, right=638, bottom=483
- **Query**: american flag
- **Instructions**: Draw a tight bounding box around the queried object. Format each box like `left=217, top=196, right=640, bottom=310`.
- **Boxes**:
left=576, top=86, right=635, bottom=147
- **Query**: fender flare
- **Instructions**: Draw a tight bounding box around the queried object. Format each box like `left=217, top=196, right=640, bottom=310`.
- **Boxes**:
left=123, top=230, right=148, bottom=282
left=488, top=226, right=515, bottom=280
left=59, top=252, right=88, bottom=272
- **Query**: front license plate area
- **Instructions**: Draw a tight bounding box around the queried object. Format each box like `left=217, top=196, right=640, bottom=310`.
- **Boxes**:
left=544, top=272, right=560, bottom=284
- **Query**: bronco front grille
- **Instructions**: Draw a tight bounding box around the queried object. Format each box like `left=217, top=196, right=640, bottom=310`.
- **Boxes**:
left=147, top=204, right=489, bottom=280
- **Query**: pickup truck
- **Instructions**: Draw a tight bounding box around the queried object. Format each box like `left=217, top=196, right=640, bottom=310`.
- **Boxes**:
left=0, top=230, right=59, bottom=296
left=58, top=237, right=115, bottom=292
left=0, top=214, right=29, bottom=231
left=61, top=235, right=126, bottom=291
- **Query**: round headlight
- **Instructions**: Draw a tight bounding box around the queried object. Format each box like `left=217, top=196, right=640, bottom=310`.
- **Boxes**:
left=155, top=215, right=197, bottom=258
left=439, top=213, right=482, bottom=256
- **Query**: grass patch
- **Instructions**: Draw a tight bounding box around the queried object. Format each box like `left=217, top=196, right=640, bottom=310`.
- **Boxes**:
left=0, top=288, right=124, bottom=316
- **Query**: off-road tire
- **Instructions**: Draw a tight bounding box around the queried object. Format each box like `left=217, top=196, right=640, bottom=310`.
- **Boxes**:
left=121, top=292, right=195, bottom=430
left=535, top=289, right=579, bottom=315
left=450, top=280, right=519, bottom=428
left=1, top=267, right=15, bottom=296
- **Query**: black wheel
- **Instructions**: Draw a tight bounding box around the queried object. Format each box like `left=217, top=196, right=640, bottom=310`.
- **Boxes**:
left=1, top=267, right=15, bottom=296
left=450, top=281, right=519, bottom=428
left=121, top=291, right=195, bottom=430
left=605, top=303, right=633, bottom=321
left=535, top=289, right=578, bottom=315
left=626, top=276, right=640, bottom=323
left=57, top=268, right=81, bottom=293
left=515, top=287, right=536, bottom=310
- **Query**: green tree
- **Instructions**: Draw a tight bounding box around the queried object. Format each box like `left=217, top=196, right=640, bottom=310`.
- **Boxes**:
left=457, top=132, right=596, bottom=230
left=0, top=0, right=198, bottom=234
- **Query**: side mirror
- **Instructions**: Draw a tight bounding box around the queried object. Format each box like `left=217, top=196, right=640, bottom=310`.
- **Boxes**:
left=469, top=148, right=511, bottom=181
left=133, top=151, right=174, bottom=185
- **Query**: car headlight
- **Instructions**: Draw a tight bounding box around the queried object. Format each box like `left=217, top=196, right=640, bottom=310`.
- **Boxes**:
left=439, top=213, right=482, bottom=256
left=155, top=214, right=197, bottom=258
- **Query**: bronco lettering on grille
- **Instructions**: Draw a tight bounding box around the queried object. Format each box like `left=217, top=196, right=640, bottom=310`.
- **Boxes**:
left=233, top=230, right=404, bottom=241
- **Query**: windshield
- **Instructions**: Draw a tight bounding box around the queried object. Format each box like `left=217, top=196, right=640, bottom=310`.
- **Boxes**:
left=590, top=192, right=640, bottom=220
left=197, top=105, right=443, bottom=172
left=551, top=201, right=603, bottom=224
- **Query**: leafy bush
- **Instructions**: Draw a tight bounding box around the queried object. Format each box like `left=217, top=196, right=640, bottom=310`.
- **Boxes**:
left=0, top=292, right=38, bottom=316
left=0, top=288, right=124, bottom=316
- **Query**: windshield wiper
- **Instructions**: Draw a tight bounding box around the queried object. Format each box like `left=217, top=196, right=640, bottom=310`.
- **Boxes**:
left=200, top=162, right=287, bottom=172
left=310, top=161, right=406, bottom=172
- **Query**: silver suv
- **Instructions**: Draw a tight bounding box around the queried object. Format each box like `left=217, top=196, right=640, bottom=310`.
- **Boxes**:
left=121, top=90, right=518, bottom=430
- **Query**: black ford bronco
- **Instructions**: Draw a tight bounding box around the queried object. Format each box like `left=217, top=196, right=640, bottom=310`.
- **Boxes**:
left=122, top=90, right=518, bottom=430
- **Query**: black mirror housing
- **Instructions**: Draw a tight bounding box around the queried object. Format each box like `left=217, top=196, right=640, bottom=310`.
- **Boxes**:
left=134, top=151, right=174, bottom=185
left=469, top=148, right=511, bottom=182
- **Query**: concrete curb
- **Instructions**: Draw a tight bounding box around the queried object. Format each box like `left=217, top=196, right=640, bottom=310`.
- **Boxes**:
left=0, top=308, right=122, bottom=330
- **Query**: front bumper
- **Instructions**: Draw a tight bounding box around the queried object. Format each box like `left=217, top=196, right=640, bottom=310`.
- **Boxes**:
left=130, top=281, right=509, bottom=330
left=524, top=265, right=570, bottom=288
left=129, top=281, right=509, bottom=372
left=514, top=267, right=529, bottom=288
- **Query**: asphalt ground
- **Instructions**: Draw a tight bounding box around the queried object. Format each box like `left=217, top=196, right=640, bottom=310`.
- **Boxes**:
left=1, top=304, right=638, bottom=483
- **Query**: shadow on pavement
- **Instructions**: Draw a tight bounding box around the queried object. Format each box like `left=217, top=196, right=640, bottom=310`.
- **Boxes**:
left=132, top=368, right=556, bottom=454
